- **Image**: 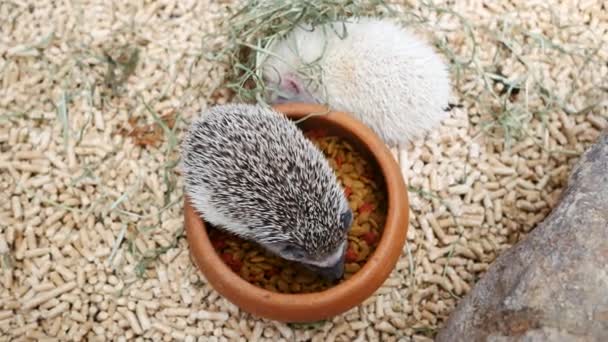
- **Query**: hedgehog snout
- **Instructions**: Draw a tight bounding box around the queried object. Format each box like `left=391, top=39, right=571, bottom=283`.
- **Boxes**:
left=313, top=253, right=346, bottom=281
left=300, top=239, right=348, bottom=281
left=266, top=72, right=317, bottom=105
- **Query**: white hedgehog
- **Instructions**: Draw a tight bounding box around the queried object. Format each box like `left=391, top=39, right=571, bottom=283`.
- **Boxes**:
left=261, top=17, right=451, bottom=146
left=181, top=104, right=353, bottom=280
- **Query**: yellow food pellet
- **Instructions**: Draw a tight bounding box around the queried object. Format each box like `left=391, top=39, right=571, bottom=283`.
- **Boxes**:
left=277, top=279, right=289, bottom=292
left=295, top=273, right=316, bottom=285
left=345, top=263, right=361, bottom=273
left=250, top=256, right=265, bottom=263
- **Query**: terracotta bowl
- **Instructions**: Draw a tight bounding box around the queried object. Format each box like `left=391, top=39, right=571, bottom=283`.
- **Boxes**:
left=184, top=102, right=409, bottom=323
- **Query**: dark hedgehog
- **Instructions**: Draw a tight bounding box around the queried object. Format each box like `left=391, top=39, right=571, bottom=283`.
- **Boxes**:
left=181, top=104, right=353, bottom=280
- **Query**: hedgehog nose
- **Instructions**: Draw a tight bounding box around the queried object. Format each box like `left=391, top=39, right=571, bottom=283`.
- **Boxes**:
left=320, top=256, right=346, bottom=281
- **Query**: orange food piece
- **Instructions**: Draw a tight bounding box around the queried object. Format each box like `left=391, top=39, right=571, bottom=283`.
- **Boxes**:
left=335, top=155, right=344, bottom=168
left=362, top=231, right=378, bottom=246
left=358, top=202, right=374, bottom=214
left=345, top=248, right=358, bottom=262
left=121, top=110, right=176, bottom=147
left=212, top=239, right=227, bottom=250
left=221, top=253, right=242, bottom=272
left=344, top=186, right=352, bottom=197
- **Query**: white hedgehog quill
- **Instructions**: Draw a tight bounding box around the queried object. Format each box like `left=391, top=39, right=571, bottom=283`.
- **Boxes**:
left=181, top=104, right=353, bottom=280
left=261, top=17, right=451, bottom=146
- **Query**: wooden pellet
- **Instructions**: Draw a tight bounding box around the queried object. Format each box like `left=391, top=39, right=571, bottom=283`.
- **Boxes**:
left=274, top=322, right=293, bottom=339
left=22, top=281, right=77, bottom=310
left=23, top=247, right=50, bottom=259
left=54, top=264, right=76, bottom=281
left=12, top=162, right=48, bottom=174
left=44, top=302, right=69, bottom=319
left=33, top=282, right=55, bottom=292
left=448, top=184, right=469, bottom=195
left=12, top=323, right=38, bottom=336
left=0, top=310, right=12, bottom=320
left=163, top=308, right=191, bottom=316
left=494, top=199, right=503, bottom=221
left=70, top=311, right=86, bottom=323
left=191, top=310, right=229, bottom=321
left=421, top=274, right=453, bottom=292
left=124, top=309, right=143, bottom=335
left=587, top=114, right=607, bottom=129
left=44, top=211, right=65, bottom=227
left=376, top=295, right=385, bottom=318
left=136, top=303, right=151, bottom=331
left=11, top=196, right=22, bottom=219
left=492, top=166, right=516, bottom=175
left=350, top=321, right=369, bottom=330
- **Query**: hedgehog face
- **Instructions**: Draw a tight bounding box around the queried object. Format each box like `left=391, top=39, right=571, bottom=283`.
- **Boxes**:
left=262, top=68, right=315, bottom=104
left=262, top=205, right=354, bottom=281
left=262, top=25, right=329, bottom=104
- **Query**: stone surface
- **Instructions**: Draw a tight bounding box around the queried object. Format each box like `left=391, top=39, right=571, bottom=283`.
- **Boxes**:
left=436, top=131, right=608, bottom=342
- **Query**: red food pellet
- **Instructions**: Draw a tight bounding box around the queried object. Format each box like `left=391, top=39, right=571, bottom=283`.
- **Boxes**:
left=335, top=155, right=344, bottom=168
left=345, top=248, right=358, bottom=262
left=362, top=231, right=378, bottom=245
left=265, top=268, right=279, bottom=277
left=221, top=253, right=232, bottom=262
left=221, top=253, right=242, bottom=272
left=230, top=260, right=242, bottom=272
left=344, top=186, right=352, bottom=197
left=358, top=202, right=374, bottom=214
left=212, top=239, right=227, bottom=250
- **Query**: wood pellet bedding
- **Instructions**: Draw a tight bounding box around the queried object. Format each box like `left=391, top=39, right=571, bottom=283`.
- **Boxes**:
left=1, top=0, right=606, bottom=341
left=208, top=132, right=388, bottom=294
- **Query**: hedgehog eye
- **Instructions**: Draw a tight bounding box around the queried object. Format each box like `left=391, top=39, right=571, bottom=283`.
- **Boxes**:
left=282, top=74, right=301, bottom=95
left=340, top=210, right=353, bottom=231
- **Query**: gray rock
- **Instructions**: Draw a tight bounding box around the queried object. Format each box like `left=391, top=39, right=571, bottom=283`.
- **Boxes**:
left=436, top=131, right=608, bottom=342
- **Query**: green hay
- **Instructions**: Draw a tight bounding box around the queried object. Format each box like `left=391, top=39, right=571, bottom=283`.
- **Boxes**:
left=1, top=253, right=13, bottom=270
left=103, top=46, right=140, bottom=94
left=139, top=95, right=178, bottom=154
left=107, top=223, right=129, bottom=268
left=202, top=0, right=392, bottom=106
left=134, top=228, right=185, bottom=279
left=56, top=90, right=70, bottom=151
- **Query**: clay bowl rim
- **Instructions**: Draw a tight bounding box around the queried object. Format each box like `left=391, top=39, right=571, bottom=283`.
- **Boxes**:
left=184, top=102, right=409, bottom=322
